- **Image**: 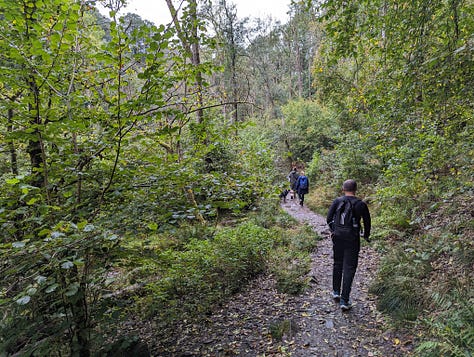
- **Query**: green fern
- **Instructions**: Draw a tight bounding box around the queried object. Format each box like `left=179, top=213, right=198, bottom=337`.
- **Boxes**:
left=416, top=286, right=474, bottom=357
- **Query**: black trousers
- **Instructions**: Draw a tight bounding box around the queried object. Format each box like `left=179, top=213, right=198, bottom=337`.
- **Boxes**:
left=332, top=234, right=360, bottom=302
left=298, top=192, right=305, bottom=205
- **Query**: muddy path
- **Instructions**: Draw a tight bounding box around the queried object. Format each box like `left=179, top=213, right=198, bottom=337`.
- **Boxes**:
left=152, top=198, right=412, bottom=356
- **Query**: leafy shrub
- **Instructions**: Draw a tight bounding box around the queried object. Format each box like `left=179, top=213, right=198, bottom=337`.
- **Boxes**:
left=290, top=223, right=321, bottom=252
left=280, top=99, right=338, bottom=163
left=250, top=197, right=297, bottom=230
left=332, top=131, right=381, bottom=185
left=371, top=193, right=474, bottom=354
left=268, top=247, right=311, bottom=295
left=0, top=220, right=120, bottom=356
left=265, top=223, right=317, bottom=295
left=369, top=243, right=432, bottom=321
left=141, top=222, right=274, bottom=319
left=416, top=287, right=474, bottom=357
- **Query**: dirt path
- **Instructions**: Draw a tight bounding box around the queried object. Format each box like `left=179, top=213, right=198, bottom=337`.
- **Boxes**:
left=152, top=198, right=411, bottom=356
left=279, top=199, right=409, bottom=356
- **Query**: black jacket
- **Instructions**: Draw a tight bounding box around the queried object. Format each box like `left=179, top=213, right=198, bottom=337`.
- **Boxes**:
left=326, top=195, right=371, bottom=240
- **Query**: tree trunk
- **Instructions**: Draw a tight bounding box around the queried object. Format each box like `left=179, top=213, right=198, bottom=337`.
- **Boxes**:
left=189, top=0, right=204, bottom=124
left=7, top=108, right=18, bottom=175
left=166, top=0, right=204, bottom=124
left=27, top=76, right=46, bottom=188
left=296, top=43, right=303, bottom=97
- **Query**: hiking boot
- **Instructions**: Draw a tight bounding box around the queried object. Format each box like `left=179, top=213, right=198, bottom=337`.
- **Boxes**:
left=340, top=299, right=352, bottom=311
left=331, top=291, right=341, bottom=300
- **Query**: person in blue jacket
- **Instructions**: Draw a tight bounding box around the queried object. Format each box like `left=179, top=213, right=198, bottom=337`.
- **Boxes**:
left=295, top=171, right=309, bottom=206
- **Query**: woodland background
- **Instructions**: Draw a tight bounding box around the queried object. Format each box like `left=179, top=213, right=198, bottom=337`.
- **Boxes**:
left=0, top=0, right=472, bottom=355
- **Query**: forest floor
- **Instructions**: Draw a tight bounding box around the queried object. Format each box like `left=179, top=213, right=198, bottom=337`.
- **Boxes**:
left=151, top=197, right=414, bottom=356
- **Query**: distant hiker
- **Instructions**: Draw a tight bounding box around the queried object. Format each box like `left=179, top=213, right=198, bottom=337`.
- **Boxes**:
left=295, top=171, right=309, bottom=206
left=287, top=167, right=299, bottom=199
left=326, top=179, right=371, bottom=311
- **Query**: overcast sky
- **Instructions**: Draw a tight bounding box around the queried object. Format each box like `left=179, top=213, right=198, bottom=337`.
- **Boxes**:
left=98, top=0, right=291, bottom=25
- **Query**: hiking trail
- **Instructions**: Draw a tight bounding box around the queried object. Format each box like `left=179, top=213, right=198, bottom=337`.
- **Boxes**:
left=152, top=198, right=411, bottom=356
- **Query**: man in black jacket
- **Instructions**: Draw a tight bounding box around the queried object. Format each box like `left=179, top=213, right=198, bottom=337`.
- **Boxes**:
left=326, top=179, right=371, bottom=311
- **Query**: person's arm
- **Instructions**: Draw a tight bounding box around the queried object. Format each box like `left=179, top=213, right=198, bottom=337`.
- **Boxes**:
left=326, top=199, right=338, bottom=231
left=360, top=202, right=371, bottom=241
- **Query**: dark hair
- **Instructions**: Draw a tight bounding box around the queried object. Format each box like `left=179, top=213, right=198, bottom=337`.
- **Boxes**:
left=342, top=179, right=357, bottom=192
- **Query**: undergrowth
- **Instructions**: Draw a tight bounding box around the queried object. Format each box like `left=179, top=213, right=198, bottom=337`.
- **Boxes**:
left=105, top=198, right=318, bottom=349
left=371, top=191, right=474, bottom=355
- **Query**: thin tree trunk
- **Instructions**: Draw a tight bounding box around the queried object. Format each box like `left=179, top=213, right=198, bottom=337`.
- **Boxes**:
left=27, top=76, right=46, bottom=188
left=296, top=44, right=303, bottom=97
left=166, top=0, right=204, bottom=124
left=190, top=0, right=204, bottom=124
left=7, top=108, right=18, bottom=175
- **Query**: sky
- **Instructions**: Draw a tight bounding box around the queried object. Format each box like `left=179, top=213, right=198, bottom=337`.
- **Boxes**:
left=98, top=0, right=291, bottom=25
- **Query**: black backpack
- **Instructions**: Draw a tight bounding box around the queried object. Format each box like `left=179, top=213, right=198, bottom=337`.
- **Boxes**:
left=331, top=197, right=360, bottom=237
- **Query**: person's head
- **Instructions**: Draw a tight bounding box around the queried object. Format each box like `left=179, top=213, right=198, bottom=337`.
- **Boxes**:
left=300, top=170, right=305, bottom=176
left=342, top=179, right=357, bottom=193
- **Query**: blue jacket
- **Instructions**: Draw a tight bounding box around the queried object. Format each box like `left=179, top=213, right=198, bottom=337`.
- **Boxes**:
left=295, top=175, right=309, bottom=194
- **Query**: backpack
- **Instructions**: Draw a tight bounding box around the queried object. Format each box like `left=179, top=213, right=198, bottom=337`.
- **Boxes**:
left=331, top=198, right=360, bottom=237
left=299, top=176, right=308, bottom=190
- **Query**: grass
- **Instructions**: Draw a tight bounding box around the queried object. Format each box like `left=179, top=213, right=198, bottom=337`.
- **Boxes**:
left=370, top=192, right=474, bottom=354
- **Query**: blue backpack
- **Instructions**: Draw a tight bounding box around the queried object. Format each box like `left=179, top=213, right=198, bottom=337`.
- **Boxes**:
left=299, top=176, right=308, bottom=189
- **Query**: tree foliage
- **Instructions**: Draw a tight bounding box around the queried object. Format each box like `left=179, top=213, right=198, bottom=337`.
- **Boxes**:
left=313, top=0, right=473, bottom=353
left=1, top=0, right=472, bottom=354
left=0, top=0, right=278, bottom=354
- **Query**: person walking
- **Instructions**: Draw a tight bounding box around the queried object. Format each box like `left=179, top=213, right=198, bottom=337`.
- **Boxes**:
left=295, top=171, right=309, bottom=206
left=287, top=167, right=299, bottom=199
left=326, top=179, right=371, bottom=311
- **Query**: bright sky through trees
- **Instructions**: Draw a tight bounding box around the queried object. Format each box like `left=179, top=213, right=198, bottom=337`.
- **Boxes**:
left=98, top=0, right=291, bottom=24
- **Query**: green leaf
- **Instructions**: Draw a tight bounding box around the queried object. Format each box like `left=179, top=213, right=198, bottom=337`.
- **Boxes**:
left=65, top=283, right=79, bottom=297
left=12, top=241, right=26, bottom=248
left=45, top=283, right=59, bottom=293
left=83, top=224, right=95, bottom=232
left=16, top=296, right=31, bottom=305
left=73, top=259, right=84, bottom=267
left=62, top=191, right=73, bottom=198
left=35, top=276, right=47, bottom=284
left=38, top=228, right=51, bottom=237
left=61, top=261, right=74, bottom=269
left=26, top=197, right=38, bottom=205
left=107, top=234, right=118, bottom=241
left=6, top=178, right=20, bottom=185
left=27, top=287, right=37, bottom=295
left=147, top=222, right=158, bottom=231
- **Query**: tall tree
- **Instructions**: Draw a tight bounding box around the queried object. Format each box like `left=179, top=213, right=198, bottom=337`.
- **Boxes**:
left=166, top=0, right=205, bottom=124
left=203, top=0, right=248, bottom=124
left=287, top=2, right=320, bottom=98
